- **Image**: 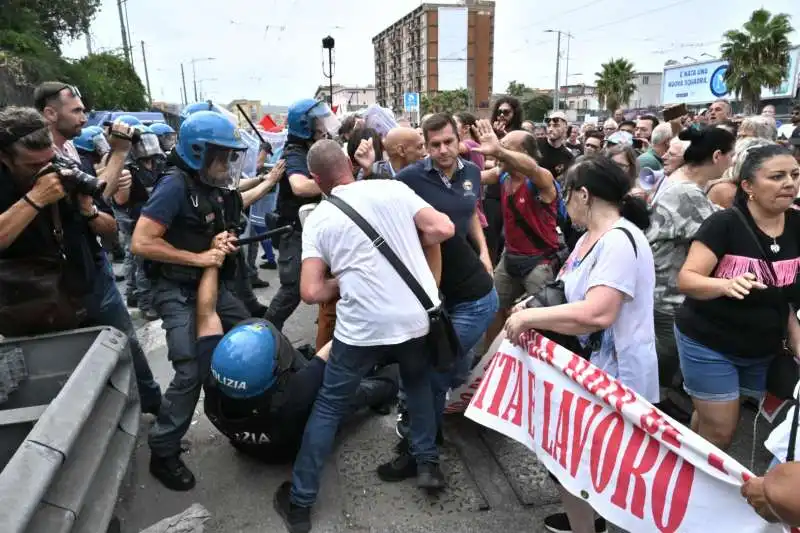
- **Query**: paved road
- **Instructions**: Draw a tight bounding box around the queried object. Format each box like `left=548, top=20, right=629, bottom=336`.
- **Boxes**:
left=112, top=263, right=776, bottom=533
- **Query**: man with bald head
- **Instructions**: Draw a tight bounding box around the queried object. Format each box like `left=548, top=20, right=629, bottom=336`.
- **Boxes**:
left=274, top=139, right=455, bottom=532
left=354, top=127, right=425, bottom=180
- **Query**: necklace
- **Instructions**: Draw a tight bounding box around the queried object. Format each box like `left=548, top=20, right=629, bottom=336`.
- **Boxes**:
left=770, top=237, right=781, bottom=254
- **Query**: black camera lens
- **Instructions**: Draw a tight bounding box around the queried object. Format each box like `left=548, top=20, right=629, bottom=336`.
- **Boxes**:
left=50, top=154, right=106, bottom=196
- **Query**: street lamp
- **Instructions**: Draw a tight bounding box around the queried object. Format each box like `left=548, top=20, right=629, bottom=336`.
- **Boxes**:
left=700, top=53, right=715, bottom=59
left=190, top=57, right=216, bottom=101
left=684, top=56, right=697, bottom=62
left=322, top=36, right=335, bottom=106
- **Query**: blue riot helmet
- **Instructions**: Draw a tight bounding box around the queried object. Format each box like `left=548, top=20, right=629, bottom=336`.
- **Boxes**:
left=287, top=98, right=341, bottom=140
left=74, top=125, right=110, bottom=155
left=130, top=125, right=164, bottom=161
left=180, top=101, right=225, bottom=124
left=210, top=321, right=279, bottom=399
left=115, top=114, right=142, bottom=127
left=175, top=110, right=248, bottom=189
left=149, top=122, right=177, bottom=153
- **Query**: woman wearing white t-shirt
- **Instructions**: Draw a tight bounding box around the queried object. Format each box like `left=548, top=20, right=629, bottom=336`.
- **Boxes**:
left=505, top=155, right=658, bottom=533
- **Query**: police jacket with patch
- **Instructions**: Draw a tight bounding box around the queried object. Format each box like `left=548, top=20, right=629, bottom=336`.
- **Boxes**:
left=146, top=165, right=244, bottom=284
left=276, top=138, right=321, bottom=226
left=203, top=324, right=324, bottom=463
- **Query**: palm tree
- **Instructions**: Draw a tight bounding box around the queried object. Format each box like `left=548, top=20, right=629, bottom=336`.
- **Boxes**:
left=594, top=58, right=637, bottom=113
left=720, top=9, right=793, bottom=114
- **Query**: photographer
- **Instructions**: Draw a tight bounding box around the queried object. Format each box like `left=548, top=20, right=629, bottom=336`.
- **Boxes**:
left=0, top=106, right=162, bottom=413
left=34, top=81, right=134, bottom=199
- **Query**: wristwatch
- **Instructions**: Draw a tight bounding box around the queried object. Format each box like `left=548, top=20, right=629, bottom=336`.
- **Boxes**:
left=82, top=204, right=100, bottom=220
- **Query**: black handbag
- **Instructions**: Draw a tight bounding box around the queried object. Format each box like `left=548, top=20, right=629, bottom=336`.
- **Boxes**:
left=732, top=207, right=799, bottom=400
left=525, top=226, right=637, bottom=359
left=325, top=195, right=463, bottom=372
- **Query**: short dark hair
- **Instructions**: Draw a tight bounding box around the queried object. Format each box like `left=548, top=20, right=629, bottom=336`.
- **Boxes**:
left=619, top=120, right=636, bottom=130
left=422, top=113, right=459, bottom=143
left=33, top=81, right=70, bottom=111
left=339, top=115, right=358, bottom=137
left=346, top=127, right=383, bottom=166
left=0, top=106, right=53, bottom=155
left=585, top=131, right=604, bottom=142
left=639, top=114, right=660, bottom=128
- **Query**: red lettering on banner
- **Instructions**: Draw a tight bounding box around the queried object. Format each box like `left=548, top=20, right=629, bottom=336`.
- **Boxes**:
left=487, top=354, right=516, bottom=416
left=569, top=398, right=604, bottom=477
left=610, top=426, right=661, bottom=519
left=539, top=335, right=557, bottom=365
left=501, top=358, right=525, bottom=427
left=541, top=380, right=555, bottom=455
left=640, top=407, right=682, bottom=448
left=606, top=385, right=637, bottom=414
left=563, top=353, right=591, bottom=382
left=526, top=370, right=536, bottom=441
left=589, top=413, right=625, bottom=493
left=707, top=453, right=726, bottom=474
left=552, top=390, right=575, bottom=469
left=472, top=351, right=503, bottom=410
left=652, top=452, right=694, bottom=532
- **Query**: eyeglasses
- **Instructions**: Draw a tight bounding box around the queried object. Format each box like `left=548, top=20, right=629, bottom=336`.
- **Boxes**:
left=497, top=108, right=512, bottom=117
left=546, top=119, right=563, bottom=126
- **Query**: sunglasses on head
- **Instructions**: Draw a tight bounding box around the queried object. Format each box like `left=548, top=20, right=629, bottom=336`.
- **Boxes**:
left=36, top=84, right=82, bottom=109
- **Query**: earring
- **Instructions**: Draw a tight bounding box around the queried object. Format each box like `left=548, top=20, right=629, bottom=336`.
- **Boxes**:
left=748, top=194, right=754, bottom=201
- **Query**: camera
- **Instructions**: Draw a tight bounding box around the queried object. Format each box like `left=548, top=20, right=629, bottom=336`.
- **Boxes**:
left=102, top=121, right=141, bottom=143
left=46, top=155, right=107, bottom=196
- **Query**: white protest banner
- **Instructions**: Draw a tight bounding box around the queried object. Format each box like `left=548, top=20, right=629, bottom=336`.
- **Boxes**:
left=444, top=331, right=504, bottom=414
left=465, top=331, right=794, bottom=533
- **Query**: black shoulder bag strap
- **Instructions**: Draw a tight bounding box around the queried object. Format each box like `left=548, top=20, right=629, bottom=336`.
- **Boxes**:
left=325, top=195, right=437, bottom=313
left=787, top=388, right=800, bottom=462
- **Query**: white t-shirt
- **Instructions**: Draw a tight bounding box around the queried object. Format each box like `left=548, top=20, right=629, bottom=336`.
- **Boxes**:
left=560, top=218, right=660, bottom=403
left=764, top=381, right=800, bottom=463
left=302, top=179, right=440, bottom=347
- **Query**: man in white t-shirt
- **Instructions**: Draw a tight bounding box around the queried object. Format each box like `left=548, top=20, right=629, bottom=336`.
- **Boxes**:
left=273, top=139, right=455, bottom=533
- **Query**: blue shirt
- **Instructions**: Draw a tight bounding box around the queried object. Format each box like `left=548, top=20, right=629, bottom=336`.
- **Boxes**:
left=395, top=157, right=480, bottom=237
left=141, top=173, right=200, bottom=229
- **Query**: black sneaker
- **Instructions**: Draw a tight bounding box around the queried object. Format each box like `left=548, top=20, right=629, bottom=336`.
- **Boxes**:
left=260, top=261, right=278, bottom=270
left=126, top=295, right=138, bottom=308
left=395, top=408, right=410, bottom=440
left=376, top=452, right=417, bottom=482
left=543, top=513, right=607, bottom=533
left=273, top=481, right=311, bottom=533
left=251, top=277, right=270, bottom=289
left=417, top=462, right=445, bottom=491
left=250, top=304, right=268, bottom=319
left=141, top=400, right=161, bottom=417
left=149, top=454, right=195, bottom=491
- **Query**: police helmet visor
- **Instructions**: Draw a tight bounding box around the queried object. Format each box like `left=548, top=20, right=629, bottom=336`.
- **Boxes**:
left=92, top=133, right=110, bottom=155
left=201, top=143, right=246, bottom=190
left=159, top=132, right=177, bottom=152
left=308, top=102, right=341, bottom=140
left=132, top=132, right=163, bottom=160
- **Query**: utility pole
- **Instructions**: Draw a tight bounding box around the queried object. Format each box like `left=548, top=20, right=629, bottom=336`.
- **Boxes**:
left=123, top=0, right=133, bottom=63
left=192, top=62, right=198, bottom=101
left=564, top=32, right=573, bottom=89
left=180, top=64, right=188, bottom=106
left=141, top=41, right=152, bottom=106
left=554, top=31, right=562, bottom=111
left=116, top=0, right=130, bottom=64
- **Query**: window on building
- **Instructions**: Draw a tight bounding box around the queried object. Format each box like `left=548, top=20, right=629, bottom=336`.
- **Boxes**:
left=642, top=75, right=650, bottom=85
left=569, top=100, right=575, bottom=109
left=582, top=99, right=588, bottom=109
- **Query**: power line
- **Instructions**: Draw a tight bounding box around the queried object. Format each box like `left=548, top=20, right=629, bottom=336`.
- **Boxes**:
left=516, top=0, right=608, bottom=33
left=572, top=0, right=693, bottom=37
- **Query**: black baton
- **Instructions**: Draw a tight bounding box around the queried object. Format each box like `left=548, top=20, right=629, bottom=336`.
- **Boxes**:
left=233, top=225, right=293, bottom=246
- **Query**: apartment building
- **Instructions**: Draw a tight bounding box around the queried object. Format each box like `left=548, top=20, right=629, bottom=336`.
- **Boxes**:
left=372, top=0, right=495, bottom=114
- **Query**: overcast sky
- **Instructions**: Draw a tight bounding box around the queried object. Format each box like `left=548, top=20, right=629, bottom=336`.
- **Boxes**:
left=61, top=0, right=800, bottom=107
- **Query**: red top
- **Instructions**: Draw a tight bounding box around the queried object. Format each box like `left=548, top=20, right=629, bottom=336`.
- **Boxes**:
left=501, top=175, right=559, bottom=256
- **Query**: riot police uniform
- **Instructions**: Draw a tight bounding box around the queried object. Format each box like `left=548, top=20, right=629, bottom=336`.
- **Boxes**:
left=134, top=110, right=250, bottom=491
left=264, top=98, right=340, bottom=330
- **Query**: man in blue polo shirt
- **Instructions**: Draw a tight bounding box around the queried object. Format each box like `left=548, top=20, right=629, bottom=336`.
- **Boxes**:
left=383, top=113, right=497, bottom=481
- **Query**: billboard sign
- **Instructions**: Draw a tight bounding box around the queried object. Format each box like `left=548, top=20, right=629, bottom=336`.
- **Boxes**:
left=661, top=47, right=800, bottom=105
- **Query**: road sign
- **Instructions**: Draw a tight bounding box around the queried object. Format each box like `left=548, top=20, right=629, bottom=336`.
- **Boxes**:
left=404, top=92, right=420, bottom=111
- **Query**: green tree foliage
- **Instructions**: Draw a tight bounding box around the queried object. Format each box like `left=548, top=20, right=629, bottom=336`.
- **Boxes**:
left=503, top=81, right=553, bottom=122
left=595, top=58, right=637, bottom=112
left=0, top=0, right=147, bottom=110
left=421, top=89, right=469, bottom=115
left=720, top=8, right=794, bottom=114
left=73, top=52, right=147, bottom=110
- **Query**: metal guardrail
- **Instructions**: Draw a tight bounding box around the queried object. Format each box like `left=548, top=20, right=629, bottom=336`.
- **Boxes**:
left=0, top=326, right=140, bottom=533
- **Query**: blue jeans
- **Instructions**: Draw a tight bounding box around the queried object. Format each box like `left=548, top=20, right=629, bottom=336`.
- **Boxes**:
left=117, top=213, right=152, bottom=311
left=432, top=288, right=499, bottom=427
left=291, top=336, right=438, bottom=507
left=84, top=257, right=162, bottom=410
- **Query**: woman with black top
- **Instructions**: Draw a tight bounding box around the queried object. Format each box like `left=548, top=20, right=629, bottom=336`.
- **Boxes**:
left=483, top=96, right=523, bottom=264
left=676, top=144, right=800, bottom=450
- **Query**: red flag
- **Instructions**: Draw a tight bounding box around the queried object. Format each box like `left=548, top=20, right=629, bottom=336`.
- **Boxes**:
left=259, top=114, right=277, bottom=131
left=331, top=104, right=339, bottom=114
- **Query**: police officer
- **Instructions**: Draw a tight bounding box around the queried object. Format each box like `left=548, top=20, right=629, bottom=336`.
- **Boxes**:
left=150, top=122, right=177, bottom=155
left=192, top=263, right=398, bottom=464
left=131, top=110, right=252, bottom=491
left=114, top=124, right=164, bottom=320
left=265, top=98, right=340, bottom=330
